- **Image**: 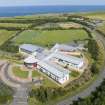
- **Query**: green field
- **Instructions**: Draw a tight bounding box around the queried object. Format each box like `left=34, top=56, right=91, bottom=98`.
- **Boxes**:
left=12, top=66, right=29, bottom=78
left=32, top=70, right=41, bottom=77
left=0, top=30, right=17, bottom=45
left=80, top=12, right=105, bottom=20
left=12, top=29, right=88, bottom=47
left=70, top=71, right=80, bottom=77
left=0, top=23, right=31, bottom=28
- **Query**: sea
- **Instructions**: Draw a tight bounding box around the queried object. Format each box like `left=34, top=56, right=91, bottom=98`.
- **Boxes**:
left=0, top=5, right=105, bottom=17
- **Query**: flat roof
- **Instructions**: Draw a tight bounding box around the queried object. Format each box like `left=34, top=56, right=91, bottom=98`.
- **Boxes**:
left=19, top=44, right=43, bottom=53
left=46, top=52, right=83, bottom=65
left=24, top=56, right=38, bottom=64
left=24, top=56, right=69, bottom=78
left=38, top=61, right=69, bottom=78
left=51, top=43, right=80, bottom=52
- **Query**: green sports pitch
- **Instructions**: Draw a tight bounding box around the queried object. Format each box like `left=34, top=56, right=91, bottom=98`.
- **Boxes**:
left=12, top=29, right=89, bottom=47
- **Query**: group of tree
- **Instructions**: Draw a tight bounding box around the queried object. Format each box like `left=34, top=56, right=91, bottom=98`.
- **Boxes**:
left=0, top=41, right=18, bottom=53
left=86, top=39, right=103, bottom=74
left=71, top=78, right=105, bottom=105
left=29, top=66, right=92, bottom=104
left=29, top=86, right=66, bottom=103
left=86, top=39, right=99, bottom=60
left=0, top=82, right=14, bottom=104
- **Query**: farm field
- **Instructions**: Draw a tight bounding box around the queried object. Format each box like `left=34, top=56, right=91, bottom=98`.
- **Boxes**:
left=0, top=30, right=17, bottom=45
left=0, top=23, right=31, bottom=28
left=97, top=24, right=105, bottom=35
left=12, top=29, right=88, bottom=47
left=80, top=12, right=105, bottom=20
left=34, top=22, right=82, bottom=29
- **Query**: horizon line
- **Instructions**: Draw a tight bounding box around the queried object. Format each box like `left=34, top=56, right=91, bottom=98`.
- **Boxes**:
left=0, top=4, right=105, bottom=7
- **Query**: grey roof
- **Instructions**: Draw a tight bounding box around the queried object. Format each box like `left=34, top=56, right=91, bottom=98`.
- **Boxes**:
left=19, top=44, right=43, bottom=53
left=47, top=52, right=83, bottom=65
left=38, top=61, right=69, bottom=78
left=24, top=56, right=38, bottom=64
left=55, top=52, right=83, bottom=65
left=51, top=43, right=84, bottom=52
left=24, top=56, right=69, bottom=78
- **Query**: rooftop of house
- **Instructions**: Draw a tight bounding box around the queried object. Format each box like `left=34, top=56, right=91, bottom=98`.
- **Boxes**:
left=24, top=55, right=38, bottom=64
left=24, top=55, right=70, bottom=78
left=51, top=43, right=84, bottom=52
left=38, top=60, right=70, bottom=78
left=45, top=51, right=83, bottom=65
left=19, top=44, right=43, bottom=53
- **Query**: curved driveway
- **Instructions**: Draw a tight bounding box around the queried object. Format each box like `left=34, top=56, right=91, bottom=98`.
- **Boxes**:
left=57, top=28, right=105, bottom=105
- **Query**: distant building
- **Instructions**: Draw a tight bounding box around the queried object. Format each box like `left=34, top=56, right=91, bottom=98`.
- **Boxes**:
left=50, top=43, right=85, bottom=52
left=19, top=44, right=43, bottom=56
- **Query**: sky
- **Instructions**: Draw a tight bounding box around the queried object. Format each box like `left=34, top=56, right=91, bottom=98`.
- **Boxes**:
left=0, top=0, right=105, bottom=7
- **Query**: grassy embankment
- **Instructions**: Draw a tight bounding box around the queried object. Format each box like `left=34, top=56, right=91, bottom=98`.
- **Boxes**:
left=0, top=30, right=17, bottom=45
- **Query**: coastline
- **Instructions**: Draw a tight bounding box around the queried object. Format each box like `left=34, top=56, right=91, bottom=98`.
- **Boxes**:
left=0, top=5, right=105, bottom=17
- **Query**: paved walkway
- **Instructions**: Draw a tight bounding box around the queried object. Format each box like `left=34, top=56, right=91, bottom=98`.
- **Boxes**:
left=0, top=63, right=21, bottom=88
left=8, top=65, right=32, bottom=83
left=0, top=61, right=29, bottom=105
left=11, top=86, right=29, bottom=105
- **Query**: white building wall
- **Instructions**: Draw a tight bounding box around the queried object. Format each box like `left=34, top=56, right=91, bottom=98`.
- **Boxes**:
left=37, top=64, right=69, bottom=84
left=78, top=61, right=84, bottom=68
left=58, top=74, right=69, bottom=84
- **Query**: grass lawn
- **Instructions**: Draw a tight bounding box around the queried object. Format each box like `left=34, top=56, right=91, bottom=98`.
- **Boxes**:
left=32, top=70, right=41, bottom=77
left=70, top=71, right=80, bottom=77
left=0, top=23, right=31, bottom=28
left=32, top=70, right=58, bottom=88
left=43, top=77, right=58, bottom=88
left=0, top=30, right=17, bottom=45
left=12, top=66, right=29, bottom=78
left=12, top=29, right=88, bottom=47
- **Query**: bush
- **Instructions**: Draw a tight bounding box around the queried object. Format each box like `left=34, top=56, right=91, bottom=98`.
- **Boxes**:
left=0, top=82, right=14, bottom=104
left=29, top=86, right=66, bottom=102
left=0, top=41, right=18, bottom=53
left=86, top=39, right=99, bottom=60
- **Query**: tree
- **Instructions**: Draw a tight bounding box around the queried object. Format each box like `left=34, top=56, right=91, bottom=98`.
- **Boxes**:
left=91, top=62, right=99, bottom=74
left=87, top=39, right=99, bottom=60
